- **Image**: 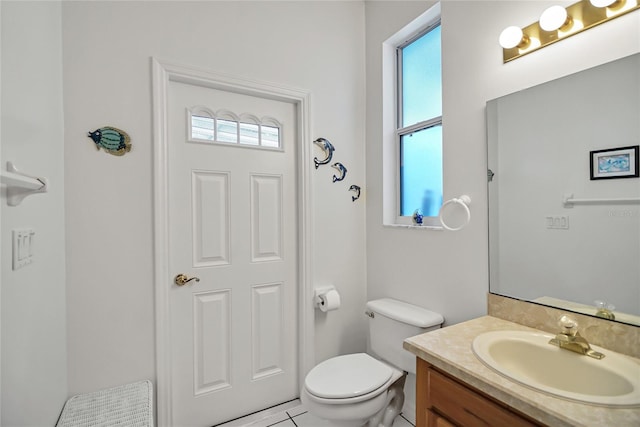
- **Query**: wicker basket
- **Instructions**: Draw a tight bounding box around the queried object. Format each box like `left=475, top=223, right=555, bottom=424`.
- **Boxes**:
left=57, top=380, right=153, bottom=427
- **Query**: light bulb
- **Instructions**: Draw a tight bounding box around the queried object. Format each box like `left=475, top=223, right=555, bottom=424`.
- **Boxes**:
left=589, top=0, right=619, bottom=7
left=499, top=26, right=525, bottom=49
left=539, top=5, right=570, bottom=31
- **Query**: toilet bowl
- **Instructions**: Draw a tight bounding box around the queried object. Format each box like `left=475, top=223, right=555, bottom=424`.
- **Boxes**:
left=301, top=353, right=406, bottom=427
left=301, top=299, right=444, bottom=427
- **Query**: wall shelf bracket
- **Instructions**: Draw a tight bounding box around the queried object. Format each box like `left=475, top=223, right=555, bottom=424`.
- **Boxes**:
left=1, top=161, right=48, bottom=206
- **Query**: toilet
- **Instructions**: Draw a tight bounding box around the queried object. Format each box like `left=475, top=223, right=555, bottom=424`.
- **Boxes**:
left=301, top=298, right=444, bottom=427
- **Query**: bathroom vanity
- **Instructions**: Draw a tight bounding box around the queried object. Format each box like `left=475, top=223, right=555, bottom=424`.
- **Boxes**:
left=403, top=316, right=640, bottom=427
left=417, top=358, right=541, bottom=426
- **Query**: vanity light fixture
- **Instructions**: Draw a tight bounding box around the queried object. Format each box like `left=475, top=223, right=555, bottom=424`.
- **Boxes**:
left=500, top=0, right=639, bottom=63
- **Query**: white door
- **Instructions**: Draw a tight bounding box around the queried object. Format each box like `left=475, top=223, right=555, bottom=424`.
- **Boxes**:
left=167, top=79, right=299, bottom=426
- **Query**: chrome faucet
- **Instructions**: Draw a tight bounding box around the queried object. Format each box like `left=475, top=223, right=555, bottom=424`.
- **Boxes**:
left=548, top=316, right=605, bottom=360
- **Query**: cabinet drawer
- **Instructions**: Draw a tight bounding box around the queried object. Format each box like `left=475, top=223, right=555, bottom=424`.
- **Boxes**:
left=427, top=368, right=538, bottom=427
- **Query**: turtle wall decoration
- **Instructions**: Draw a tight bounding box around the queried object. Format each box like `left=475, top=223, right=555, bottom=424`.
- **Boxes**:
left=87, top=126, right=132, bottom=156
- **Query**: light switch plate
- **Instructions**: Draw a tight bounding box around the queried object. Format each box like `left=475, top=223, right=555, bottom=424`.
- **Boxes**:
left=545, top=215, right=569, bottom=230
left=12, top=228, right=35, bottom=270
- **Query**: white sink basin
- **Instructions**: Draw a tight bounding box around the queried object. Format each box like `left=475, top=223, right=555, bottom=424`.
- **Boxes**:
left=472, top=330, right=640, bottom=407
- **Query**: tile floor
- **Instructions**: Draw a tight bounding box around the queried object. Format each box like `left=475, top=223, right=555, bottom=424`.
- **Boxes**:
left=217, top=400, right=415, bottom=427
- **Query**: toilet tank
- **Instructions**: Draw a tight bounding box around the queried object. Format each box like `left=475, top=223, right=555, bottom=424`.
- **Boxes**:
left=366, top=298, right=443, bottom=374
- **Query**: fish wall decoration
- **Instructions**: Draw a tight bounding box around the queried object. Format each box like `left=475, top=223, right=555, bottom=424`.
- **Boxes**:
left=87, top=127, right=132, bottom=156
left=349, top=185, right=361, bottom=202
left=313, top=137, right=335, bottom=169
left=331, top=162, right=347, bottom=183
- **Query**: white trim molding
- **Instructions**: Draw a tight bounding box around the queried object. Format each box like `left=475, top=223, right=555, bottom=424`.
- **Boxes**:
left=151, top=58, right=314, bottom=426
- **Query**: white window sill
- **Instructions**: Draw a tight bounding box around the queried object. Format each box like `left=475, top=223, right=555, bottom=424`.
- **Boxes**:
left=383, top=224, right=443, bottom=231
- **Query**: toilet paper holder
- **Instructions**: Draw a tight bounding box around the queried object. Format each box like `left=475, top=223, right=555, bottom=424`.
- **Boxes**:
left=314, top=285, right=341, bottom=311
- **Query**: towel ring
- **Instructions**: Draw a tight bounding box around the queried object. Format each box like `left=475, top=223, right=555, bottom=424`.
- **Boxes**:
left=439, top=195, right=471, bottom=231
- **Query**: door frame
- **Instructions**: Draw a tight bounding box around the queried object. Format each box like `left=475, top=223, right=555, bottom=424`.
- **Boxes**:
left=151, top=58, right=314, bottom=426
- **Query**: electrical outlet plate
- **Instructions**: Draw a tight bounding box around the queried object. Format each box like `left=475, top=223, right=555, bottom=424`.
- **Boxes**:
left=12, top=228, right=35, bottom=270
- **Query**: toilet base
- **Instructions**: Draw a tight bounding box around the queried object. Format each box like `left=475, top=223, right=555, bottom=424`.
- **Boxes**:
left=368, top=374, right=405, bottom=427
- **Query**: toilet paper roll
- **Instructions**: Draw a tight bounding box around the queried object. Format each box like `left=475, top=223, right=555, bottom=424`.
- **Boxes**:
left=319, top=289, right=341, bottom=312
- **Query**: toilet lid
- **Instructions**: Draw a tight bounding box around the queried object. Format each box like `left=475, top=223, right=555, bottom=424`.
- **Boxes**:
left=304, top=353, right=393, bottom=399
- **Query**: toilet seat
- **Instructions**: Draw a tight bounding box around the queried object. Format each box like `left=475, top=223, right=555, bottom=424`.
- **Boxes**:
left=304, top=353, right=393, bottom=399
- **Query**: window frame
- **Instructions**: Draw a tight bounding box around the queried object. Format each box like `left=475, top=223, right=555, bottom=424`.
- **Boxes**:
left=395, top=20, right=441, bottom=130
left=394, top=19, right=443, bottom=227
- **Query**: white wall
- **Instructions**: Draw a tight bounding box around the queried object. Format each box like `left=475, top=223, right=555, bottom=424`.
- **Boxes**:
left=366, top=1, right=639, bottom=326
left=366, top=0, right=488, bottom=326
left=1, top=1, right=68, bottom=425
left=62, top=0, right=367, bottom=395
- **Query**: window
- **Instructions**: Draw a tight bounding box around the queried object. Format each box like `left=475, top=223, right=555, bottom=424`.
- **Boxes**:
left=188, top=107, right=282, bottom=150
left=393, top=18, right=443, bottom=226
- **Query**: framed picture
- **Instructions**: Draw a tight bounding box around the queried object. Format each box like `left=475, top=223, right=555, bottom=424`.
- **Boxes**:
left=590, top=145, right=639, bottom=180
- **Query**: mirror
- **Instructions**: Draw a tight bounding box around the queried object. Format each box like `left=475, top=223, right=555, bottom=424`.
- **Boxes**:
left=487, top=53, right=640, bottom=326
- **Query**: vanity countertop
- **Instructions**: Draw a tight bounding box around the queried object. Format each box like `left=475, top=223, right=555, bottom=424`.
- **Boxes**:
left=403, top=315, right=640, bottom=427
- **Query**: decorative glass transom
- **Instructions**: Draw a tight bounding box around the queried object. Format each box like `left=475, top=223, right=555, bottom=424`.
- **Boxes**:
left=189, top=107, right=281, bottom=149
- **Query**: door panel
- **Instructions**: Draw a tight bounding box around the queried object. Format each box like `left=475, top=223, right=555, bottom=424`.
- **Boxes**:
left=251, top=283, right=285, bottom=379
left=193, top=290, right=231, bottom=396
left=192, top=171, right=230, bottom=267
left=250, top=174, right=283, bottom=262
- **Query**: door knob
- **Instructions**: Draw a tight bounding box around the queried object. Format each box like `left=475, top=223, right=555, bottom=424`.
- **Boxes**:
left=175, top=274, right=200, bottom=286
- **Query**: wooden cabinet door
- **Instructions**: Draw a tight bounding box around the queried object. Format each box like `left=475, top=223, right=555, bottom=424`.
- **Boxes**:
left=416, top=358, right=544, bottom=427
left=426, top=409, right=456, bottom=427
